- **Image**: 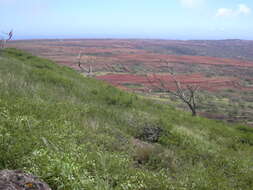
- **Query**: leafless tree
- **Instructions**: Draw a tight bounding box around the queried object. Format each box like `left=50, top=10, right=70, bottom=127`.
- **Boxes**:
left=77, top=51, right=96, bottom=76
left=0, top=30, right=13, bottom=49
left=146, top=67, right=200, bottom=116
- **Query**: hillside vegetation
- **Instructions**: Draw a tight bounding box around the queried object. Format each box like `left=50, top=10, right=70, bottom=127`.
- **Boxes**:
left=0, top=49, right=253, bottom=190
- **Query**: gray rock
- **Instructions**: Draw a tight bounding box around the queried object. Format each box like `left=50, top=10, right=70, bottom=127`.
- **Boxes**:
left=138, top=126, right=163, bottom=143
left=0, top=170, right=51, bottom=190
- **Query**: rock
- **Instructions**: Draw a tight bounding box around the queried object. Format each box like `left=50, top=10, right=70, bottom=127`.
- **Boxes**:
left=0, top=170, right=51, bottom=190
left=138, top=126, right=163, bottom=143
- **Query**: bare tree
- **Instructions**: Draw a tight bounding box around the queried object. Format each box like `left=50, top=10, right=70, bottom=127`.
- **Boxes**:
left=0, top=30, right=13, bottom=49
left=146, top=69, right=200, bottom=116
left=76, top=51, right=96, bottom=76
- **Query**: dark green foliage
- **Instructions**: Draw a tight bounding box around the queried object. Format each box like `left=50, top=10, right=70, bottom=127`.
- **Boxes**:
left=0, top=48, right=253, bottom=190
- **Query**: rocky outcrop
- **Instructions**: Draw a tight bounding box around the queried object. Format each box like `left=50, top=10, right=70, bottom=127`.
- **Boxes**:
left=0, top=170, right=51, bottom=190
left=138, top=126, right=163, bottom=143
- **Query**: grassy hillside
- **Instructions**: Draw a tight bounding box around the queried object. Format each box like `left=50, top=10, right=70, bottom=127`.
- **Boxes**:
left=0, top=48, right=253, bottom=190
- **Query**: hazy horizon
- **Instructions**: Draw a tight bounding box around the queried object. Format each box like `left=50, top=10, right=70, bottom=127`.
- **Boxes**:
left=1, top=0, right=253, bottom=40
left=12, top=36, right=253, bottom=41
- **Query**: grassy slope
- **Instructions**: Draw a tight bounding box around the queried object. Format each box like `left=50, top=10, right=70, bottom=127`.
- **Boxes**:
left=0, top=49, right=252, bottom=190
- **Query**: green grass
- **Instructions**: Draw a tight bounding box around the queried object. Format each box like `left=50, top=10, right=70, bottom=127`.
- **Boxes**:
left=0, top=48, right=253, bottom=190
left=122, top=83, right=144, bottom=89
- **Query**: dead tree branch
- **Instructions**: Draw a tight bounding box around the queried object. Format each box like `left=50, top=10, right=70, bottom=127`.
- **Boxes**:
left=146, top=64, right=200, bottom=116
left=0, top=30, right=13, bottom=49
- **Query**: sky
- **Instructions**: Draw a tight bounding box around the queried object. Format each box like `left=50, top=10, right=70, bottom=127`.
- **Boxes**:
left=0, top=0, right=252, bottom=40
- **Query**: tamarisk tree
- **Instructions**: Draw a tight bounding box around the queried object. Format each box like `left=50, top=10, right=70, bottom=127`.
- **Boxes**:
left=146, top=70, right=200, bottom=116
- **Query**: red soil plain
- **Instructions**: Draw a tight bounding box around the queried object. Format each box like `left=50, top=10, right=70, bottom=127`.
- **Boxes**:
left=96, top=73, right=242, bottom=92
left=8, top=39, right=253, bottom=92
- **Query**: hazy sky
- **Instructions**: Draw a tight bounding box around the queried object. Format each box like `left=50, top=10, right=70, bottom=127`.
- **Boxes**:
left=0, top=0, right=252, bottom=39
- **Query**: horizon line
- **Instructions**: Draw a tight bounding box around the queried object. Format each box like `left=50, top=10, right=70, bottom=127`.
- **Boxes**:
left=10, top=37, right=253, bottom=41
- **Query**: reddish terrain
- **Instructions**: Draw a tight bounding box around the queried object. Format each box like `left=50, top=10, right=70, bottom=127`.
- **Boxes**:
left=8, top=39, right=253, bottom=92
left=97, top=73, right=241, bottom=92
left=9, top=39, right=253, bottom=69
left=113, top=53, right=253, bottom=68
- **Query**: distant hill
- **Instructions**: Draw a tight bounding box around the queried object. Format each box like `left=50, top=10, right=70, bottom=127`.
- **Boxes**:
left=0, top=48, right=252, bottom=190
left=133, top=39, right=253, bottom=61
left=9, top=39, right=253, bottom=61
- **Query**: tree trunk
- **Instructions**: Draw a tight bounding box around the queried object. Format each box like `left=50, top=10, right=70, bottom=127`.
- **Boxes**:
left=191, top=109, right=197, bottom=116
left=187, top=103, right=197, bottom=116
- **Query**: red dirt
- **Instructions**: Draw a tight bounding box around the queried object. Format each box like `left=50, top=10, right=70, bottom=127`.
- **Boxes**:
left=113, top=53, right=253, bottom=68
left=9, top=40, right=253, bottom=69
left=8, top=40, right=253, bottom=92
left=96, top=73, right=242, bottom=92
